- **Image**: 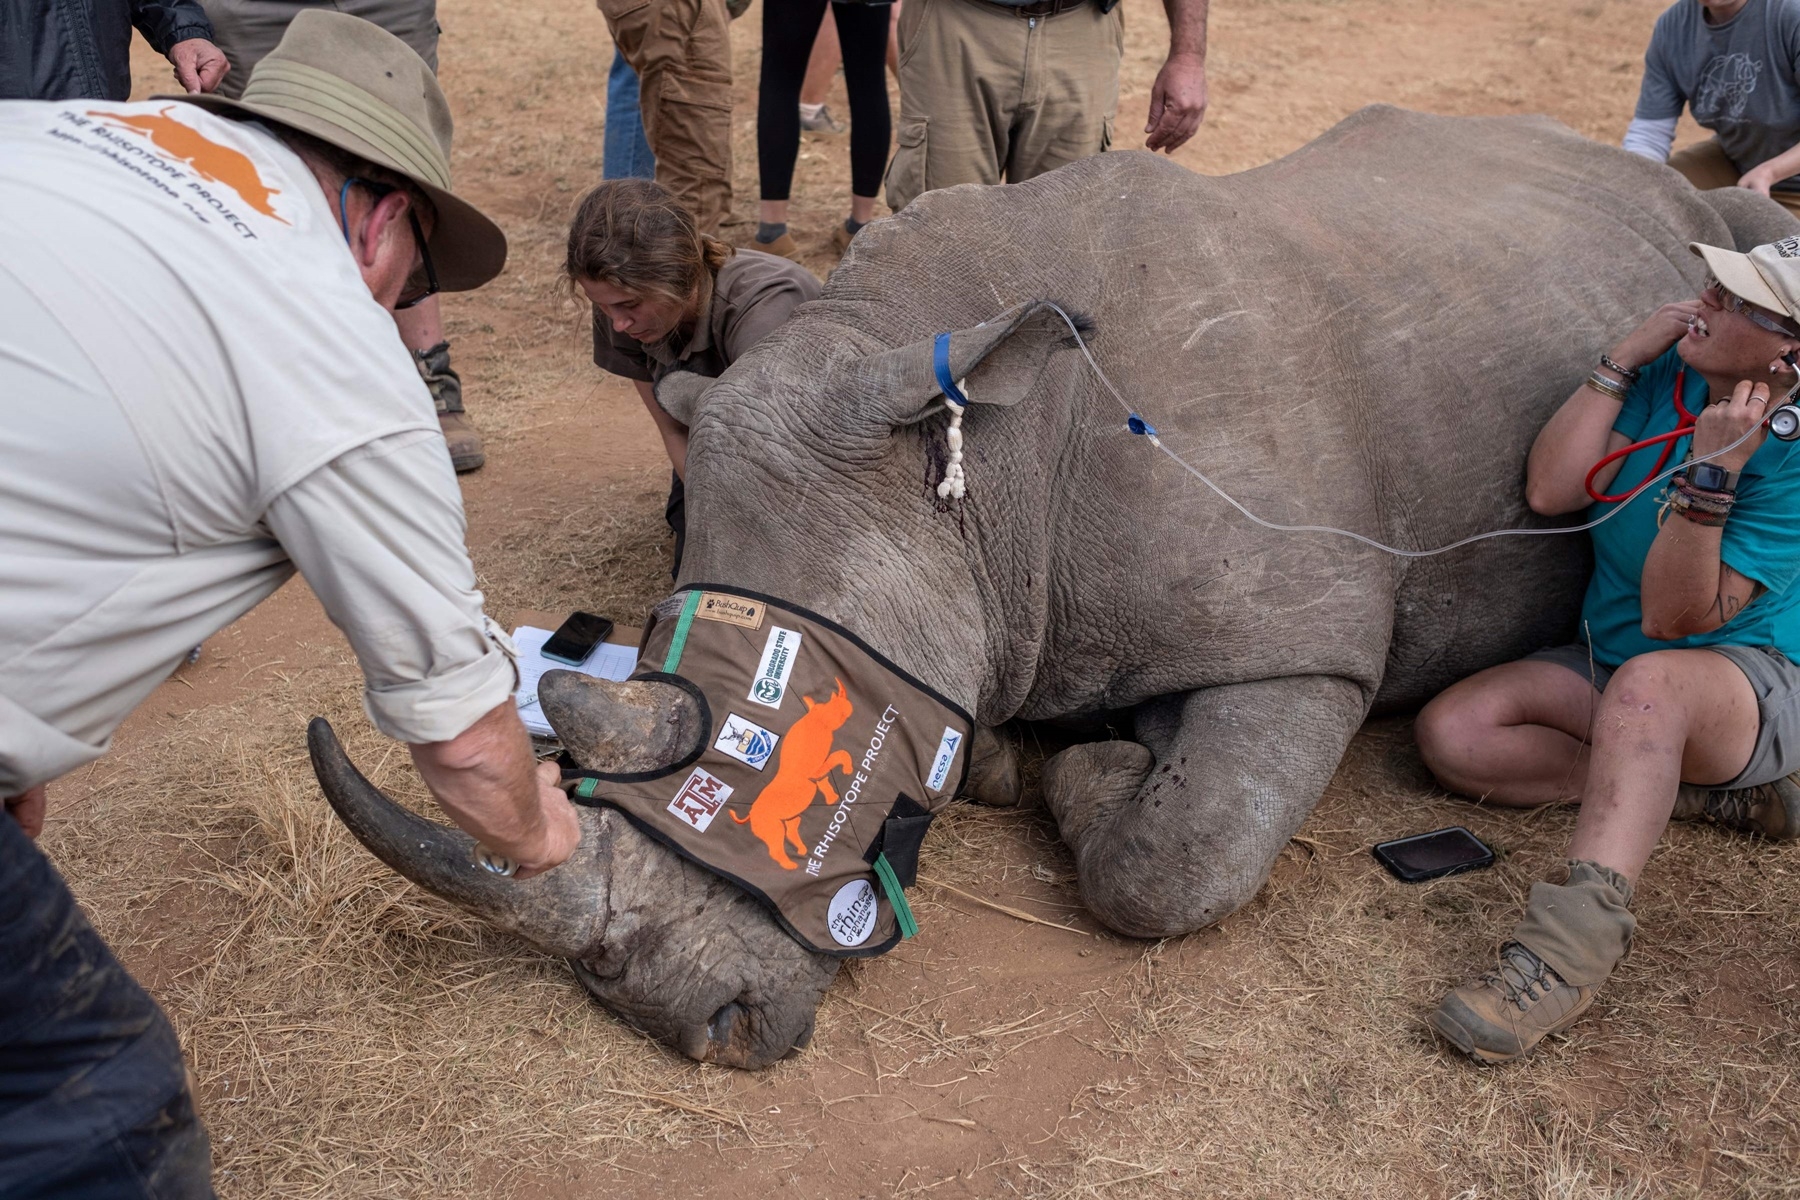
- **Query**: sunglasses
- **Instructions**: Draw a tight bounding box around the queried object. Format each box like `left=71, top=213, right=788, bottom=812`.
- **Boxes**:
left=1702, top=274, right=1800, bottom=337
left=337, top=176, right=440, bottom=310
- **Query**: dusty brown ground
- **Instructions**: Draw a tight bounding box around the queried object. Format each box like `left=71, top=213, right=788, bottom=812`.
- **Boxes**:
left=81, top=0, right=1798, bottom=1195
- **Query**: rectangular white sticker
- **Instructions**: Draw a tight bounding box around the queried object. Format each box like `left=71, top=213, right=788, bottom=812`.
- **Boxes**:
left=747, top=625, right=802, bottom=709
left=666, top=767, right=733, bottom=832
left=714, top=713, right=779, bottom=770
left=926, top=726, right=963, bottom=793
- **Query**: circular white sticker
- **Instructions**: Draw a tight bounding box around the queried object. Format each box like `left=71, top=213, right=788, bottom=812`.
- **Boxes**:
left=827, top=879, right=879, bottom=947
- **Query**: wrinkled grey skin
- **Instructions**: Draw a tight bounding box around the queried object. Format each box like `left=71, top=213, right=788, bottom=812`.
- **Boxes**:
left=314, top=106, right=1797, bottom=1069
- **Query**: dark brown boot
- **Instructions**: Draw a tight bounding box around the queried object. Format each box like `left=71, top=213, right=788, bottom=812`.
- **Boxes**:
left=1673, top=773, right=1799, bottom=840
left=414, top=340, right=484, bottom=473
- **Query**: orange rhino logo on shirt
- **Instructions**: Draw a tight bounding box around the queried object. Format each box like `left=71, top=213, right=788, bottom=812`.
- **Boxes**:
left=87, top=106, right=288, bottom=223
left=732, top=679, right=854, bottom=870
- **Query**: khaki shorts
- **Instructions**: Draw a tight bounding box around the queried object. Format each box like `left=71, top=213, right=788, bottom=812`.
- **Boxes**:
left=885, top=0, right=1122, bottom=212
left=1665, top=138, right=1800, bottom=222
left=201, top=0, right=441, bottom=99
left=1527, top=642, right=1800, bottom=787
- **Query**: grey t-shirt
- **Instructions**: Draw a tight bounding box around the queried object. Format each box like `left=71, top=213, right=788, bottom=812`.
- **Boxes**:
left=1636, top=0, right=1800, bottom=191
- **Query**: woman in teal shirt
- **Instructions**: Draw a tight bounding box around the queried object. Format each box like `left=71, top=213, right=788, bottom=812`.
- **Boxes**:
left=1415, top=237, right=1800, bottom=1064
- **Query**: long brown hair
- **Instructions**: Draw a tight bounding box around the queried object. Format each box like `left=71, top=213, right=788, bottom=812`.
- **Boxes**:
left=564, top=179, right=733, bottom=305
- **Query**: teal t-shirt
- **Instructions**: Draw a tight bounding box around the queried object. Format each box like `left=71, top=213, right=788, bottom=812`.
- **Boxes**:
left=1579, top=347, right=1800, bottom=667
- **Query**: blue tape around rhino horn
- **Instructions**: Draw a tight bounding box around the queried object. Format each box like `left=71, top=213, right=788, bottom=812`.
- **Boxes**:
left=933, top=332, right=969, bottom=410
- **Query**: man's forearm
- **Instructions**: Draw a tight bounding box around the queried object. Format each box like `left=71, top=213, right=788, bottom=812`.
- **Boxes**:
left=1745, top=140, right=1800, bottom=187
left=411, top=701, right=564, bottom=870
left=1163, top=0, right=1208, bottom=58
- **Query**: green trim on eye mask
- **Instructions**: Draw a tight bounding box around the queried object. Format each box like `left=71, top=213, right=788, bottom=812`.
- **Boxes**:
left=872, top=853, right=918, bottom=939
left=662, top=590, right=703, bottom=673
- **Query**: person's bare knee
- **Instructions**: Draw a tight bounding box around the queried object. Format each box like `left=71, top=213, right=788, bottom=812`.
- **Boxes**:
left=1593, top=653, right=1687, bottom=745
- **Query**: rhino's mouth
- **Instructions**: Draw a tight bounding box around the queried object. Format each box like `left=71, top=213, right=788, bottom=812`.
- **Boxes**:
left=307, top=671, right=839, bottom=1070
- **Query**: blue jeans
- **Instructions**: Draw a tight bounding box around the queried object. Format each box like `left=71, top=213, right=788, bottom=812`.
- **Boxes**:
left=0, top=814, right=212, bottom=1199
left=603, top=49, right=656, bottom=180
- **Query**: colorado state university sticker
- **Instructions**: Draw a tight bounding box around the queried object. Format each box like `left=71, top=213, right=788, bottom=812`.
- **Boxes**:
left=827, top=879, right=878, bottom=947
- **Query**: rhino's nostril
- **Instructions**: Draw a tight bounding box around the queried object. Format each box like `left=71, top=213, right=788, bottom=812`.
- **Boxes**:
left=707, top=1000, right=748, bottom=1045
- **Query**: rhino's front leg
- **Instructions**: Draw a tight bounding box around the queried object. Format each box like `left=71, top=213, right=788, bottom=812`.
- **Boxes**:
left=1042, top=676, right=1367, bottom=938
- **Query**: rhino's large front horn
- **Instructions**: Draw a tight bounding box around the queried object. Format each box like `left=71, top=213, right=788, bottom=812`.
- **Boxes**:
left=307, top=718, right=612, bottom=958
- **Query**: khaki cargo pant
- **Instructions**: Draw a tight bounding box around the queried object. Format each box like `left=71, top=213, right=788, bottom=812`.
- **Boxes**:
left=598, top=0, right=734, bottom=234
left=1667, top=138, right=1800, bottom=221
left=885, top=0, right=1122, bottom=213
left=200, top=0, right=439, bottom=100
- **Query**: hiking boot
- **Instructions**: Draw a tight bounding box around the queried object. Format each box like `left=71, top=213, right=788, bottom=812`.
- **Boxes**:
left=1673, top=774, right=1799, bottom=840
left=799, top=103, right=846, bottom=134
left=414, top=340, right=484, bottom=473
left=1431, top=941, right=1601, bottom=1064
left=831, top=220, right=856, bottom=255
left=753, top=231, right=803, bottom=262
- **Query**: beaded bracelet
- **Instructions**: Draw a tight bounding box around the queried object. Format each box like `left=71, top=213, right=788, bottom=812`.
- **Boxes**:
left=1670, top=473, right=1735, bottom=526
left=1599, top=354, right=1641, bottom=384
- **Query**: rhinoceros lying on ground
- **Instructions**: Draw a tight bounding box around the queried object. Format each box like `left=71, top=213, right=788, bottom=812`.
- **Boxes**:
left=309, top=105, right=1797, bottom=1069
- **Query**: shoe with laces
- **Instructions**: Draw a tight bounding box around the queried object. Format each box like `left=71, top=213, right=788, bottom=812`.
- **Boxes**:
left=1430, top=942, right=1601, bottom=1063
left=1673, top=773, right=1798, bottom=839
left=799, top=103, right=846, bottom=134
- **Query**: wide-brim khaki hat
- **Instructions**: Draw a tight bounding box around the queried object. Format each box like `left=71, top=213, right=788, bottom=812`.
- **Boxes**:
left=162, top=10, right=505, bottom=291
left=1690, top=236, right=1800, bottom=325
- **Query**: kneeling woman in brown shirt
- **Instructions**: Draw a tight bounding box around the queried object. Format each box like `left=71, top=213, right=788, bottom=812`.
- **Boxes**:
left=566, top=179, right=822, bottom=569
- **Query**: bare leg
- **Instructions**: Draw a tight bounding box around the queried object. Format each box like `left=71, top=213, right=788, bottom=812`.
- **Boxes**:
left=1417, top=649, right=1758, bottom=879
left=1567, top=649, right=1756, bottom=881
left=1414, top=659, right=1601, bottom=807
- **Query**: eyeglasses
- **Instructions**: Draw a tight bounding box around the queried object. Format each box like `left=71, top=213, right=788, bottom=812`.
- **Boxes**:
left=1702, top=275, right=1799, bottom=337
left=337, top=177, right=440, bottom=310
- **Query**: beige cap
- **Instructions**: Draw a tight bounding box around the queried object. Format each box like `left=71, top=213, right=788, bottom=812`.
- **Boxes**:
left=163, top=10, right=505, bottom=291
left=1689, top=235, right=1800, bottom=323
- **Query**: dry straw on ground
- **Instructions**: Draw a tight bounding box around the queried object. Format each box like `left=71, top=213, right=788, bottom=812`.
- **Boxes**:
left=73, top=0, right=1800, bottom=1194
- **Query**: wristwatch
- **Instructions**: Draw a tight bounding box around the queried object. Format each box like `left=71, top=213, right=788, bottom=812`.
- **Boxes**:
left=1689, top=462, right=1741, bottom=494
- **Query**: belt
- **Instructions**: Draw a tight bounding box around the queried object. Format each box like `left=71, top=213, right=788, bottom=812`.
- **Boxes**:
left=963, top=0, right=1089, bottom=18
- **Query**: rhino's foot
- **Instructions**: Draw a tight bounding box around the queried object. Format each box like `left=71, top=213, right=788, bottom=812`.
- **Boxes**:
left=960, top=724, right=1024, bottom=807
left=1041, top=740, right=1152, bottom=848
left=1044, top=678, right=1368, bottom=940
left=571, top=810, right=841, bottom=1069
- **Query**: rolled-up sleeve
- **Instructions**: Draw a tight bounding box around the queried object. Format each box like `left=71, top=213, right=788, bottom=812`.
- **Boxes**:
left=263, top=429, right=517, bottom=744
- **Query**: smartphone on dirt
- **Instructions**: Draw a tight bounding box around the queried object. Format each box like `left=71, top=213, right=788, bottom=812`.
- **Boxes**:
left=1371, top=826, right=1495, bottom=883
left=540, top=611, right=615, bottom=666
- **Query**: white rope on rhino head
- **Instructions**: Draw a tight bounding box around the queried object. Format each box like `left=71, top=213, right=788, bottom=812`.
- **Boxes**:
left=938, top=385, right=968, bottom=500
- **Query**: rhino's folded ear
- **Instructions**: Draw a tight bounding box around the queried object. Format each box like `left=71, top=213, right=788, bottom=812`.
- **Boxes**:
left=654, top=369, right=714, bottom=426
left=846, top=299, right=1092, bottom=430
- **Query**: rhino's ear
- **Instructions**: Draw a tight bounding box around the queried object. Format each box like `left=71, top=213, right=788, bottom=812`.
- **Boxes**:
left=653, top=369, right=713, bottom=426
left=847, top=299, right=1091, bottom=430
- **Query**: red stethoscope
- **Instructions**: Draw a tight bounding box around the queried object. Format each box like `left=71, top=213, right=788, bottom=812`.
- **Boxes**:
left=1584, top=366, right=1800, bottom=503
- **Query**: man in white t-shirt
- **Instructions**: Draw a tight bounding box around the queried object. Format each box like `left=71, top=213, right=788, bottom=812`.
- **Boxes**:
left=0, top=14, right=578, bottom=1195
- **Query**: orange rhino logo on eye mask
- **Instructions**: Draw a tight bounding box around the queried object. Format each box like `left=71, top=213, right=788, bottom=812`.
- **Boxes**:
left=732, top=679, right=854, bottom=870
left=87, top=106, right=288, bottom=223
